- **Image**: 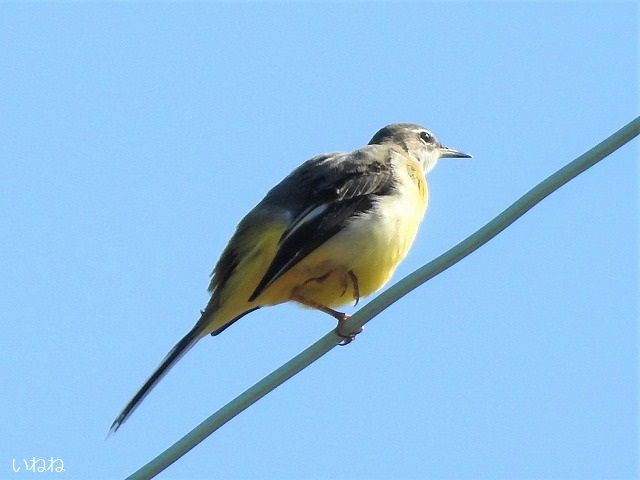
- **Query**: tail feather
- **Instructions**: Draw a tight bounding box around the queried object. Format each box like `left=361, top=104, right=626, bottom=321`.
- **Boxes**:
left=109, top=323, right=206, bottom=434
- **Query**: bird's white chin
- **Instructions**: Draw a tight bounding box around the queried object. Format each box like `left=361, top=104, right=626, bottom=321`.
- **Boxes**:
left=422, top=152, right=440, bottom=174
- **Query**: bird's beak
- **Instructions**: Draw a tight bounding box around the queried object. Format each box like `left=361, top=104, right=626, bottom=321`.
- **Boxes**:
left=439, top=146, right=472, bottom=159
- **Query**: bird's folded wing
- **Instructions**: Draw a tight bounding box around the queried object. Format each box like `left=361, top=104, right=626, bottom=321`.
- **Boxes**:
left=248, top=147, right=396, bottom=301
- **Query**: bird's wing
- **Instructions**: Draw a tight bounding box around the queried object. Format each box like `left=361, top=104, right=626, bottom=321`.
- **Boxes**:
left=208, top=153, right=339, bottom=296
left=247, top=146, right=396, bottom=301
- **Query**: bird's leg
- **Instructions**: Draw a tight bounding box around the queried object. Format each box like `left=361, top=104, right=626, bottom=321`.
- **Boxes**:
left=347, top=270, right=360, bottom=306
left=335, top=269, right=360, bottom=306
left=291, top=291, right=363, bottom=346
left=293, top=294, right=348, bottom=321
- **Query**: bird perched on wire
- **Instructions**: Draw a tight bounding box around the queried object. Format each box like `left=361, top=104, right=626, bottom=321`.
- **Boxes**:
left=110, top=123, right=470, bottom=433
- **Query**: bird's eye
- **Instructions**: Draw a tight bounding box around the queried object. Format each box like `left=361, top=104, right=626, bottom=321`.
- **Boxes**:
left=419, top=131, right=432, bottom=143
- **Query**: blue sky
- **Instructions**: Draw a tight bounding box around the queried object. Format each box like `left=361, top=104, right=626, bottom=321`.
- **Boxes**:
left=1, top=2, right=637, bottom=479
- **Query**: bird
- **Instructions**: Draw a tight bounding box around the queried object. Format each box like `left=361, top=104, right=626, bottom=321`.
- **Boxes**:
left=110, top=123, right=470, bottom=433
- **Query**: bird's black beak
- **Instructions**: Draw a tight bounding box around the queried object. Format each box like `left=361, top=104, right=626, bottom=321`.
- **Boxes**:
left=439, top=146, right=472, bottom=159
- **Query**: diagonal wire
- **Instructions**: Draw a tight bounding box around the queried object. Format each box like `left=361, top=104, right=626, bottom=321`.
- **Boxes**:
left=126, top=116, right=639, bottom=479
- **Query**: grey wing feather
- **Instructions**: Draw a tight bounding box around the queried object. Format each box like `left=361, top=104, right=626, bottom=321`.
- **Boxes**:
left=248, top=145, right=397, bottom=301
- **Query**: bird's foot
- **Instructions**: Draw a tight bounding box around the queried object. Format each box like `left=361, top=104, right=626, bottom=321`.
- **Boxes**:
left=335, top=313, right=364, bottom=346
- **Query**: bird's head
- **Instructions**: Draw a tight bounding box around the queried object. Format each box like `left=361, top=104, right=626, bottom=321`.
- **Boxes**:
left=369, top=123, right=471, bottom=173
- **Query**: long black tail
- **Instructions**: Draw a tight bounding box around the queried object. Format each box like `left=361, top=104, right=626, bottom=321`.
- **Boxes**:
left=109, top=323, right=206, bottom=434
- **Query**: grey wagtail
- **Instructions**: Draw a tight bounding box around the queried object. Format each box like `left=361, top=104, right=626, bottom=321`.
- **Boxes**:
left=110, top=123, right=470, bottom=432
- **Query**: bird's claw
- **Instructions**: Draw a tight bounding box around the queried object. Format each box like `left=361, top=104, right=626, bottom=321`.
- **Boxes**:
left=335, top=325, right=364, bottom=346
